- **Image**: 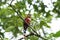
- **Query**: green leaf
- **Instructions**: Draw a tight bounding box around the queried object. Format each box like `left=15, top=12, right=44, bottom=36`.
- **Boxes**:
left=4, top=38, right=8, bottom=40
left=27, top=0, right=32, bottom=5
left=5, top=26, right=15, bottom=32
left=12, top=27, right=20, bottom=37
left=53, top=31, right=60, bottom=37
left=29, top=36, right=38, bottom=40
left=0, top=32, right=4, bottom=38
left=15, top=1, right=26, bottom=9
left=33, top=4, right=38, bottom=12
left=40, top=2, right=45, bottom=13
left=40, top=21, right=50, bottom=28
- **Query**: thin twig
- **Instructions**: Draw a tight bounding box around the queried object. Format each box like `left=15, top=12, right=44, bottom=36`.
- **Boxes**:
left=42, top=27, right=46, bottom=37
left=10, top=0, right=14, bottom=5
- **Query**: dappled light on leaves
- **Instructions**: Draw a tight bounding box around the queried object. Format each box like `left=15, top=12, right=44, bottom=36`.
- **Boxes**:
left=0, top=0, right=60, bottom=40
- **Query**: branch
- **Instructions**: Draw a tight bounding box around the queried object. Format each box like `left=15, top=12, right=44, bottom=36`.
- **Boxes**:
left=42, top=27, right=46, bottom=37
left=19, top=32, right=47, bottom=40
left=19, top=32, right=34, bottom=40
left=10, top=0, right=14, bottom=5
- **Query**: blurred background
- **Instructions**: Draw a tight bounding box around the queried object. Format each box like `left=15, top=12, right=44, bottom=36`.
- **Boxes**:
left=0, top=0, right=60, bottom=40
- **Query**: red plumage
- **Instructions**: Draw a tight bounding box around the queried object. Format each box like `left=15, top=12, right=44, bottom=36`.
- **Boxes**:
left=23, top=14, right=31, bottom=33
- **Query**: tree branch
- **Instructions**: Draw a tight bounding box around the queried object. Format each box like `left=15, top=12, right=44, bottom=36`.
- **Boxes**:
left=10, top=0, right=14, bottom=5
left=19, top=32, right=47, bottom=40
left=42, top=27, right=46, bottom=37
left=19, top=32, right=34, bottom=40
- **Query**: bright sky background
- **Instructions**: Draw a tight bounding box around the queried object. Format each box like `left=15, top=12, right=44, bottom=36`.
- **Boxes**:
left=1, top=0, right=60, bottom=40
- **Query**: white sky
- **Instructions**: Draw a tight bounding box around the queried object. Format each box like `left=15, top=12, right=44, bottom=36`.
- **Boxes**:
left=1, top=0, right=60, bottom=40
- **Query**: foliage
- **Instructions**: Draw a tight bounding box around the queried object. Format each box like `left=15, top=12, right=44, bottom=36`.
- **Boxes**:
left=53, top=31, right=60, bottom=37
left=0, top=0, right=60, bottom=40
